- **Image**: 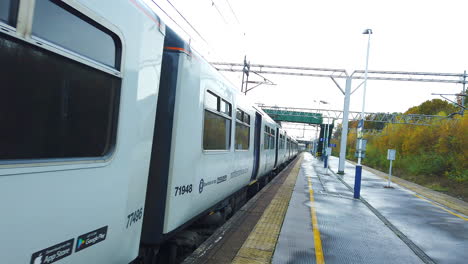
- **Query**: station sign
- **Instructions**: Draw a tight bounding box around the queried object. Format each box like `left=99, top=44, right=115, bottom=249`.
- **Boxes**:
left=356, top=139, right=367, bottom=151
left=387, top=149, right=396, bottom=160
left=355, top=139, right=367, bottom=158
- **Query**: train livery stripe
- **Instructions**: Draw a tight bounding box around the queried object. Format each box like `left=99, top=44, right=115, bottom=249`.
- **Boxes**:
left=129, top=0, right=162, bottom=28
left=164, top=46, right=194, bottom=58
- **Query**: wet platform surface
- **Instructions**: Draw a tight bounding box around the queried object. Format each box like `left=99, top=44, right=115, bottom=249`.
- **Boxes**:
left=184, top=153, right=468, bottom=263
left=273, top=153, right=468, bottom=264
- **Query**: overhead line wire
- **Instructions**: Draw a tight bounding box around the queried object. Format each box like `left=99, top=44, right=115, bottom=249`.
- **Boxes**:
left=211, top=0, right=228, bottom=24
left=224, top=0, right=240, bottom=24
left=150, top=0, right=191, bottom=38
left=165, top=0, right=210, bottom=45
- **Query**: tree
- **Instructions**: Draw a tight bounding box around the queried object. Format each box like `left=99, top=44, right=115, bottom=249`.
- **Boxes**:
left=404, top=99, right=458, bottom=116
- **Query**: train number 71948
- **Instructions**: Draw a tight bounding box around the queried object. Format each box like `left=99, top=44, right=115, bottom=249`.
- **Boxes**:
left=174, top=184, right=192, bottom=196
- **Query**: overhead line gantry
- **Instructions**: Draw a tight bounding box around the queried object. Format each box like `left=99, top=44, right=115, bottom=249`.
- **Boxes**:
left=212, top=60, right=467, bottom=174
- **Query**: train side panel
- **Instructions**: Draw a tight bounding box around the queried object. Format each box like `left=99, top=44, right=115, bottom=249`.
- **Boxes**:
left=152, top=43, right=254, bottom=234
left=0, top=0, right=164, bottom=263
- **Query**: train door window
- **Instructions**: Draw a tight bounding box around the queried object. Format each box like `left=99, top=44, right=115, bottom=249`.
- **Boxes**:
left=0, top=4, right=122, bottom=161
left=32, top=0, right=121, bottom=69
left=270, top=129, right=275, bottom=149
left=235, top=109, right=250, bottom=150
left=203, top=91, right=232, bottom=150
left=263, top=126, right=269, bottom=150
left=0, top=0, right=19, bottom=27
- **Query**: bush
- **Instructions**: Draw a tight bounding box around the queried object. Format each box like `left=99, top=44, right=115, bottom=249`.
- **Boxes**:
left=340, top=112, right=467, bottom=200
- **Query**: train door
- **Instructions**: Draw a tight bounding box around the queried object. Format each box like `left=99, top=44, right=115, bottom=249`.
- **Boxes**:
left=274, top=128, right=279, bottom=168
left=250, top=112, right=262, bottom=181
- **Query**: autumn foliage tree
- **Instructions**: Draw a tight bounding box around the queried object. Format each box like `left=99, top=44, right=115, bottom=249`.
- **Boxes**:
left=332, top=99, right=467, bottom=200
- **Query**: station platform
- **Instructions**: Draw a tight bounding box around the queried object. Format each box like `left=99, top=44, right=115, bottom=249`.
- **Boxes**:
left=184, top=153, right=468, bottom=264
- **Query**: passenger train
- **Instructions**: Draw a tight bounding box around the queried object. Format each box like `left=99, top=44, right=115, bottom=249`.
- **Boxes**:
left=0, top=0, right=298, bottom=263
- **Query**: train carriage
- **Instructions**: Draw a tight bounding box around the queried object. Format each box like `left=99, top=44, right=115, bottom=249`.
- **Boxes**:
left=0, top=1, right=299, bottom=263
left=0, top=0, right=168, bottom=263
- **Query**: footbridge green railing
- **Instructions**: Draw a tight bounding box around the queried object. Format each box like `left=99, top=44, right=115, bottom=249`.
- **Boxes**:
left=261, top=107, right=323, bottom=124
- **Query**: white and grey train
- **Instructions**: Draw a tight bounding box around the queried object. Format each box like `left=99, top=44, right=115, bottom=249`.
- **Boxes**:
left=0, top=0, right=299, bottom=263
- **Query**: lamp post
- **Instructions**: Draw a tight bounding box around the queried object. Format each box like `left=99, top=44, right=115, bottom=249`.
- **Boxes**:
left=323, top=117, right=330, bottom=168
left=354, top=28, right=372, bottom=199
left=319, top=100, right=329, bottom=158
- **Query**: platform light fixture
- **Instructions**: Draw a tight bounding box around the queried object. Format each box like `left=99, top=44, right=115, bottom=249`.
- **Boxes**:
left=354, top=28, right=373, bottom=199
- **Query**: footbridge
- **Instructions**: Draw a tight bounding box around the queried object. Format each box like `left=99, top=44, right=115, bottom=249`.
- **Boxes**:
left=261, top=108, right=323, bottom=124
left=260, top=105, right=451, bottom=126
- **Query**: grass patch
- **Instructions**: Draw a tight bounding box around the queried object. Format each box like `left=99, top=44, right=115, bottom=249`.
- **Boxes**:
left=381, top=168, right=467, bottom=201
left=425, top=183, right=449, bottom=192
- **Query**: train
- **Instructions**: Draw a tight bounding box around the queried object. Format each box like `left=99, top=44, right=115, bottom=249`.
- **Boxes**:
left=0, top=0, right=298, bottom=263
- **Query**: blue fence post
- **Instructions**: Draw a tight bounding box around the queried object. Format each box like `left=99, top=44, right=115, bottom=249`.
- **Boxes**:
left=354, top=165, right=362, bottom=198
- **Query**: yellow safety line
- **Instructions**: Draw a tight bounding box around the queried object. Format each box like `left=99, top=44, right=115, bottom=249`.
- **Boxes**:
left=414, top=194, right=468, bottom=221
left=307, top=176, right=325, bottom=264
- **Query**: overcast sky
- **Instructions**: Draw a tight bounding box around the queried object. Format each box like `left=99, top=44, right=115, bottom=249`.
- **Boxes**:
left=148, top=0, right=467, bottom=139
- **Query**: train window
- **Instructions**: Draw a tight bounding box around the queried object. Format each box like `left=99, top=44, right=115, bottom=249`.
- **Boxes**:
left=235, top=109, right=250, bottom=150
left=235, top=123, right=249, bottom=150
left=236, top=109, right=243, bottom=121
left=0, top=0, right=19, bottom=27
left=221, top=100, right=231, bottom=115
left=0, top=32, right=120, bottom=160
left=264, top=126, right=275, bottom=150
left=203, top=91, right=231, bottom=150
left=205, top=91, right=218, bottom=111
left=32, top=0, right=121, bottom=69
left=236, top=109, right=250, bottom=125
left=264, top=130, right=269, bottom=150
left=270, top=134, right=275, bottom=149
left=203, top=110, right=231, bottom=150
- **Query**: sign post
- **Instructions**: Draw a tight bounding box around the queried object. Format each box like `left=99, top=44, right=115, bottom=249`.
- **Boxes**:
left=385, top=149, right=396, bottom=188
left=325, top=147, right=332, bottom=175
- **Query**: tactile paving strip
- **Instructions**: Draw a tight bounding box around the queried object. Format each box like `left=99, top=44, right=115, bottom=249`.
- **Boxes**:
left=231, top=155, right=304, bottom=264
